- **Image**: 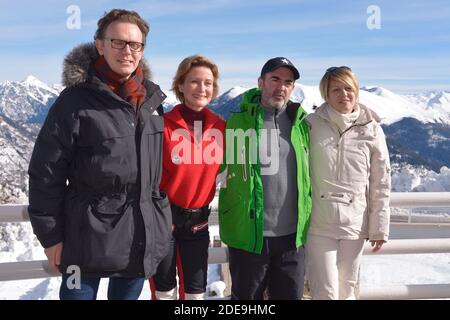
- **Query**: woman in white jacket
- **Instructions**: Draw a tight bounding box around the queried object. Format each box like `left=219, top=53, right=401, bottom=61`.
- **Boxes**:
left=305, top=66, right=391, bottom=300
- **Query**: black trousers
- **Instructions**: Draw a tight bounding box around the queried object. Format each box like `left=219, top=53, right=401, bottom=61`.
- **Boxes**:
left=228, top=233, right=305, bottom=300
left=150, top=204, right=210, bottom=298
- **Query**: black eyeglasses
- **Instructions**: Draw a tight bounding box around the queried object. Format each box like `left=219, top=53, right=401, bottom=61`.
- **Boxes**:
left=102, top=38, right=145, bottom=52
left=326, top=66, right=352, bottom=73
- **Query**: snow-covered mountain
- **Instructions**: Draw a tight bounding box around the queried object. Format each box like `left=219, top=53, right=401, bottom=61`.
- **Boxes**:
left=0, top=118, right=35, bottom=203
left=209, top=86, right=248, bottom=110
left=1, top=76, right=450, bottom=300
left=208, top=84, right=450, bottom=173
left=0, top=76, right=60, bottom=124
left=383, top=118, right=450, bottom=172
left=0, top=76, right=63, bottom=202
left=209, top=84, right=450, bottom=126
left=360, top=86, right=450, bottom=125
left=161, top=90, right=179, bottom=111
left=0, top=75, right=449, bottom=203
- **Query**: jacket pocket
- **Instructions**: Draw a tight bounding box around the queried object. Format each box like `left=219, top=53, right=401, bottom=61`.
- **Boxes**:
left=321, top=191, right=367, bottom=226
left=219, top=188, right=242, bottom=216
left=318, top=192, right=354, bottom=224
left=339, top=192, right=367, bottom=227
left=321, top=192, right=354, bottom=205
left=81, top=194, right=134, bottom=272
left=151, top=191, right=172, bottom=264
left=79, top=135, right=137, bottom=192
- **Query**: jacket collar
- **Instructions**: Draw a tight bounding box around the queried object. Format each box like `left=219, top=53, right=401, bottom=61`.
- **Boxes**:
left=165, top=104, right=221, bottom=131
left=240, top=88, right=307, bottom=124
left=315, top=102, right=382, bottom=125
left=61, top=42, right=165, bottom=115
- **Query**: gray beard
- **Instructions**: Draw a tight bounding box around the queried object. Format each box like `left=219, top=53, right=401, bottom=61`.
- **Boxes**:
left=262, top=99, right=286, bottom=110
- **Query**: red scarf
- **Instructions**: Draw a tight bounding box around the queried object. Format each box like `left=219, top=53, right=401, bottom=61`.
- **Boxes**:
left=94, top=55, right=147, bottom=111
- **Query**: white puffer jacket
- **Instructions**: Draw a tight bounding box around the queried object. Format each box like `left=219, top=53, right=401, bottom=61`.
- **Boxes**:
left=306, top=103, right=391, bottom=241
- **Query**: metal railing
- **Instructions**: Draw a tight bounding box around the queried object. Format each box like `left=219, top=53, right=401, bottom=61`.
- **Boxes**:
left=1, top=192, right=450, bottom=300
left=2, top=192, right=450, bottom=224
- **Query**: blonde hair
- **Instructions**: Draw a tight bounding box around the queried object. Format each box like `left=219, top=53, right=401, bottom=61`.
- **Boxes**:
left=172, top=55, right=219, bottom=102
left=319, top=67, right=359, bottom=102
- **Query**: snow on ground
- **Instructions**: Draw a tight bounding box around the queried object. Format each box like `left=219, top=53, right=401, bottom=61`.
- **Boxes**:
left=0, top=225, right=223, bottom=300
left=360, top=253, right=450, bottom=287
left=2, top=211, right=450, bottom=299
left=392, top=166, right=450, bottom=192
left=2, top=221, right=450, bottom=299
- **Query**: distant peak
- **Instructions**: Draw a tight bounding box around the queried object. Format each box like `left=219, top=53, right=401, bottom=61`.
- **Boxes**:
left=218, top=86, right=248, bottom=100
left=18, top=75, right=62, bottom=96
left=361, top=86, right=396, bottom=97
left=23, top=75, right=41, bottom=83
left=362, top=85, right=382, bottom=92
left=21, top=75, right=50, bottom=88
left=228, top=85, right=247, bottom=91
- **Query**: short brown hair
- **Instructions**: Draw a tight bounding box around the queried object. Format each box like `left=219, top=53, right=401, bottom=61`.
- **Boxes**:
left=319, top=67, right=359, bottom=102
left=94, top=9, right=150, bottom=44
left=172, top=55, right=220, bottom=102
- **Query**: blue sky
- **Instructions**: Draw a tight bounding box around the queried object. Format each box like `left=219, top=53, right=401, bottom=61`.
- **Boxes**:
left=0, top=0, right=449, bottom=93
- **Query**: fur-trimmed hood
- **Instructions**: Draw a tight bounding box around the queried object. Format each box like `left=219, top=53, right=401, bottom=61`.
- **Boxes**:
left=62, top=42, right=153, bottom=87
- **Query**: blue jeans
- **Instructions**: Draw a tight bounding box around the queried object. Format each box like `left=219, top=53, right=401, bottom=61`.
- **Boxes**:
left=59, top=274, right=145, bottom=300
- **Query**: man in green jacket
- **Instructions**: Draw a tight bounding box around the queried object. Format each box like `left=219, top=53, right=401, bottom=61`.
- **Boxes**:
left=218, top=57, right=311, bottom=300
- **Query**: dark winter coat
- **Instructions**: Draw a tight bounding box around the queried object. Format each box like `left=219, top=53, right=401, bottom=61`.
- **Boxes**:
left=28, top=43, right=172, bottom=278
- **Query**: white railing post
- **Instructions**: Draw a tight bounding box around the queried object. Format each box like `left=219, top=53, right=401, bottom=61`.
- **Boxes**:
left=362, top=238, right=450, bottom=255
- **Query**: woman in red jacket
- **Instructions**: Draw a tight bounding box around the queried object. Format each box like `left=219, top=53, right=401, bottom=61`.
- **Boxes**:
left=149, top=55, right=225, bottom=300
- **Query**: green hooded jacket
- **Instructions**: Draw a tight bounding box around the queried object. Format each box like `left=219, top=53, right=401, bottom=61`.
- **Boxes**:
left=218, top=88, right=312, bottom=254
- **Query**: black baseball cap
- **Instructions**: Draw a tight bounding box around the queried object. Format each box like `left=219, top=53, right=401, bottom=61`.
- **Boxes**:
left=260, top=57, right=300, bottom=80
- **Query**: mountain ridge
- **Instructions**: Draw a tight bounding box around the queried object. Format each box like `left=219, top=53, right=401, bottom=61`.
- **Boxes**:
left=0, top=75, right=449, bottom=202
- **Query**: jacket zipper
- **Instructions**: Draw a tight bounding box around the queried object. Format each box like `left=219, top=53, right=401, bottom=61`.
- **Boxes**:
left=336, top=120, right=373, bottom=180
left=241, top=145, right=247, bottom=182
left=251, top=165, right=258, bottom=252
left=294, top=111, right=308, bottom=228
left=252, top=105, right=259, bottom=252
left=191, top=221, right=209, bottom=234
left=339, top=120, right=372, bottom=137
left=274, top=110, right=280, bottom=148
left=250, top=107, right=260, bottom=252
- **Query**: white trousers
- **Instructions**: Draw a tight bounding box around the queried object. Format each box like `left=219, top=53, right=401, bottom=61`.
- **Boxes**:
left=305, top=234, right=365, bottom=300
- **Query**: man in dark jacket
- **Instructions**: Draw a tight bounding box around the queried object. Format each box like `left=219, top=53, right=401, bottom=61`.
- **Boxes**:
left=28, top=9, right=172, bottom=300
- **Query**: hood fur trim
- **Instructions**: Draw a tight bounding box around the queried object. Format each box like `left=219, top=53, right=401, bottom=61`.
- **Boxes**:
left=62, top=42, right=152, bottom=87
